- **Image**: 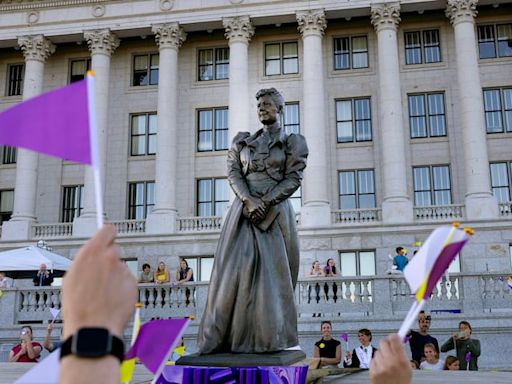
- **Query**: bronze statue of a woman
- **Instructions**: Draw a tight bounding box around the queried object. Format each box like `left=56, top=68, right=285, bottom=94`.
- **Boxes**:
left=197, top=88, right=308, bottom=354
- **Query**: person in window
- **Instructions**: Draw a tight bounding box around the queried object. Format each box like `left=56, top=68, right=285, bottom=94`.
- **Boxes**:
left=154, top=261, right=170, bottom=284
left=176, top=258, right=194, bottom=305
left=197, top=88, right=308, bottom=354
left=393, top=247, right=409, bottom=272
left=33, top=263, right=54, bottom=286
left=344, top=328, right=377, bottom=369
left=314, top=321, right=341, bottom=368
left=0, top=271, right=13, bottom=288
left=440, top=320, right=480, bottom=371
left=138, top=263, right=154, bottom=283
left=8, top=326, right=42, bottom=362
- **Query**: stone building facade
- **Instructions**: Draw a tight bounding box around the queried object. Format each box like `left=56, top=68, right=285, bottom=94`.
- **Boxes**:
left=0, top=0, right=511, bottom=368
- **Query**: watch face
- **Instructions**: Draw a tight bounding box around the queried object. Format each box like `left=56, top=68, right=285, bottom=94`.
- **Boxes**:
left=72, top=328, right=112, bottom=357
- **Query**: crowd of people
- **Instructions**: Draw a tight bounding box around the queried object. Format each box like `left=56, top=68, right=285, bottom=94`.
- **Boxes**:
left=313, top=310, right=481, bottom=374
left=137, top=258, right=194, bottom=285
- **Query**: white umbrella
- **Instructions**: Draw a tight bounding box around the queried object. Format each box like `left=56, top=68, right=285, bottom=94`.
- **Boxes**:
left=0, top=246, right=72, bottom=272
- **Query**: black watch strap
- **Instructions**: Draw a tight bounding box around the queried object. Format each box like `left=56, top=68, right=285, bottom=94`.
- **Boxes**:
left=60, top=328, right=124, bottom=362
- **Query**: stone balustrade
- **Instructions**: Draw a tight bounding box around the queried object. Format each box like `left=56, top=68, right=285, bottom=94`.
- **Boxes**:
left=414, top=204, right=465, bottom=221
left=331, top=208, right=381, bottom=224
left=176, top=216, right=222, bottom=232
left=499, top=202, right=512, bottom=217
left=32, top=223, right=73, bottom=238
left=1, top=273, right=510, bottom=327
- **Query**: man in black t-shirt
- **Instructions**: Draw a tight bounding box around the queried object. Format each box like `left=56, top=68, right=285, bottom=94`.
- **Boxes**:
left=313, top=320, right=341, bottom=368
left=408, top=311, right=439, bottom=364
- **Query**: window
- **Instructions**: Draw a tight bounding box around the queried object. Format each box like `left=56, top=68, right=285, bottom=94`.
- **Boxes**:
left=478, top=24, right=512, bottom=59
left=289, top=187, right=302, bottom=213
left=339, top=250, right=376, bottom=276
left=483, top=88, right=512, bottom=133
left=413, top=165, right=451, bottom=206
left=180, top=257, right=214, bottom=281
left=336, top=98, right=372, bottom=143
left=404, top=30, right=441, bottom=65
left=283, top=102, right=300, bottom=134
left=197, top=178, right=229, bottom=216
left=0, top=146, right=16, bottom=164
left=130, top=113, right=157, bottom=156
left=6, top=64, right=24, bottom=96
left=265, top=42, right=298, bottom=76
left=333, top=36, right=369, bottom=70
left=0, top=190, right=14, bottom=225
left=69, top=59, right=91, bottom=83
left=128, top=181, right=155, bottom=219
left=197, top=107, right=228, bottom=152
left=132, top=54, right=159, bottom=86
left=490, top=162, right=512, bottom=202
left=408, top=93, right=446, bottom=138
left=61, top=185, right=84, bottom=222
left=338, top=170, right=375, bottom=209
left=198, top=47, right=229, bottom=81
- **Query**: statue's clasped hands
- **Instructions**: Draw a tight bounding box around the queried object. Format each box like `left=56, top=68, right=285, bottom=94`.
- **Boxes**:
left=244, top=196, right=269, bottom=224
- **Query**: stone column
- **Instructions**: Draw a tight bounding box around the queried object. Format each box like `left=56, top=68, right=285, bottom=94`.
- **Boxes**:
left=1, top=35, right=55, bottom=240
left=296, top=9, right=331, bottom=227
left=446, top=0, right=498, bottom=219
left=73, top=29, right=119, bottom=237
left=371, top=3, right=413, bottom=224
left=223, top=16, right=254, bottom=143
left=146, top=23, right=186, bottom=234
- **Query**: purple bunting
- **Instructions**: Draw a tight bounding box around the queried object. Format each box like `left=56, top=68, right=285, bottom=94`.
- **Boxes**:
left=0, top=79, right=92, bottom=165
left=124, top=318, right=189, bottom=374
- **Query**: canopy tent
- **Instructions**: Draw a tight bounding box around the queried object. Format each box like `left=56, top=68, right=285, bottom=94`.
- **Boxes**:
left=0, top=246, right=72, bottom=279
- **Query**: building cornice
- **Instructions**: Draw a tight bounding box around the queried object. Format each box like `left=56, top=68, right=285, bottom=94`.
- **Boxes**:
left=0, top=0, right=119, bottom=12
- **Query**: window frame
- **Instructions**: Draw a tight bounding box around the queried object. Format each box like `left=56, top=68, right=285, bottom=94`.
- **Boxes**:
left=338, top=169, right=376, bottom=210
left=490, top=161, right=512, bottom=202
left=413, top=165, right=452, bottom=206
left=483, top=87, right=512, bottom=134
left=197, top=47, right=230, bottom=81
left=6, top=63, right=24, bottom=97
left=69, top=58, right=91, bottom=83
left=338, top=250, right=376, bottom=277
left=0, top=189, right=14, bottom=225
left=179, top=256, right=215, bottom=281
left=132, top=53, right=159, bottom=87
left=333, top=35, right=369, bottom=71
left=196, top=178, right=229, bottom=217
left=197, top=107, right=229, bottom=152
left=264, top=41, right=299, bottom=76
left=127, top=181, right=155, bottom=220
left=408, top=92, right=447, bottom=138
left=477, top=23, right=512, bottom=60
left=130, top=112, right=157, bottom=156
left=0, top=146, right=17, bottom=165
left=282, top=102, right=300, bottom=134
left=61, top=185, right=84, bottom=223
left=335, top=97, right=373, bottom=143
left=404, top=29, right=442, bottom=65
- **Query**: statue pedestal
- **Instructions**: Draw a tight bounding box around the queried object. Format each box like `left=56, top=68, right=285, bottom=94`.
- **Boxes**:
left=176, top=350, right=306, bottom=367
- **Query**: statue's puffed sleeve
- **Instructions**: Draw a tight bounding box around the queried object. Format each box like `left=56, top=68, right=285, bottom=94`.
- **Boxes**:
left=227, top=132, right=251, bottom=202
left=262, top=133, right=308, bottom=206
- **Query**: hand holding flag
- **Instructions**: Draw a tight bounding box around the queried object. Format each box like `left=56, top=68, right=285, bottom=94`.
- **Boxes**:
left=340, top=332, right=349, bottom=353
left=49, top=308, right=60, bottom=324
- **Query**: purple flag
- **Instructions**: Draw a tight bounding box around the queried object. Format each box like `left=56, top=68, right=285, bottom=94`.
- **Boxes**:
left=465, top=351, right=471, bottom=362
left=0, top=78, right=92, bottom=164
left=340, top=333, right=348, bottom=343
left=125, top=318, right=189, bottom=374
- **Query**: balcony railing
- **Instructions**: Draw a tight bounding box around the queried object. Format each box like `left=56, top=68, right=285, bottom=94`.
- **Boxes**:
left=332, top=208, right=382, bottom=225
left=2, top=273, right=510, bottom=326
left=109, top=219, right=146, bottom=235
left=414, top=204, right=465, bottom=222
left=177, top=216, right=222, bottom=232
left=32, top=223, right=73, bottom=239
left=499, top=202, right=512, bottom=217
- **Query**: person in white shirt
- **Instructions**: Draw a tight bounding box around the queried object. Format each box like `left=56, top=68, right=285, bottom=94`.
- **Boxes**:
left=0, top=272, right=12, bottom=288
left=343, top=328, right=377, bottom=369
left=419, top=343, right=444, bottom=370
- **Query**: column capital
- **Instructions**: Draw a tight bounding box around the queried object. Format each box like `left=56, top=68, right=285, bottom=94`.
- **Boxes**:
left=296, top=9, right=327, bottom=37
left=371, top=3, right=401, bottom=32
left=445, top=0, right=478, bottom=26
left=17, top=35, right=55, bottom=62
left=223, top=16, right=254, bottom=44
left=152, top=23, right=187, bottom=50
left=84, top=29, right=120, bottom=56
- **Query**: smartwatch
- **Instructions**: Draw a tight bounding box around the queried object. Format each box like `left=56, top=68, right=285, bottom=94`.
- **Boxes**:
left=60, top=328, right=124, bottom=362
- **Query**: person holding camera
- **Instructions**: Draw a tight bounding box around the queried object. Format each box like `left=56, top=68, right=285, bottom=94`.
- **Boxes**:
left=441, top=320, right=481, bottom=370
left=8, top=326, right=42, bottom=362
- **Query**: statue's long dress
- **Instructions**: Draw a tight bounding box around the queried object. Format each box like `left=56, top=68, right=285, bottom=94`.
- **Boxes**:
left=197, top=127, right=308, bottom=354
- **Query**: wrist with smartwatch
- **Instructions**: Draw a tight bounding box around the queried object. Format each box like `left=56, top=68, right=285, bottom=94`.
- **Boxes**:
left=60, top=328, right=124, bottom=362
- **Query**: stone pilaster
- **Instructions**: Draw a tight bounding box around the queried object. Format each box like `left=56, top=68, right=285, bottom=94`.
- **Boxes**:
left=296, top=9, right=331, bottom=228
left=73, top=29, right=119, bottom=237
left=2, top=35, right=55, bottom=240
left=445, top=0, right=498, bottom=220
left=223, top=16, right=254, bottom=144
left=371, top=3, right=413, bottom=224
left=146, top=23, right=186, bottom=235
